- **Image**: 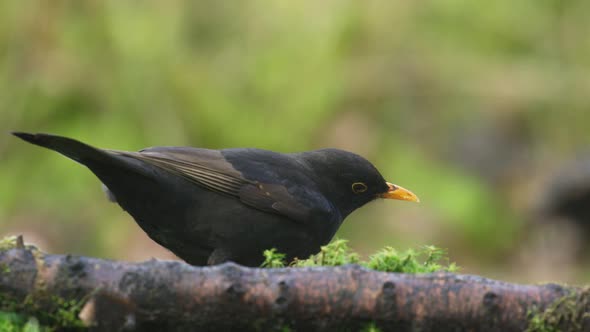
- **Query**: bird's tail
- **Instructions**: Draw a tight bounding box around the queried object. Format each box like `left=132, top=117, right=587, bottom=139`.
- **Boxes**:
left=11, top=132, right=111, bottom=165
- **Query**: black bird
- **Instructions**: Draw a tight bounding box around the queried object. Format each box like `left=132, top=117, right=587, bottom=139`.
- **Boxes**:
left=12, top=132, right=419, bottom=266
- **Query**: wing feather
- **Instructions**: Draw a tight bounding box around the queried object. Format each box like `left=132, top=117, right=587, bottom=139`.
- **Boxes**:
left=106, top=148, right=333, bottom=223
left=109, top=150, right=251, bottom=196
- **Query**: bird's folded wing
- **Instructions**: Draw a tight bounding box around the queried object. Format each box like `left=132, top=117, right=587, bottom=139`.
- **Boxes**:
left=109, top=148, right=328, bottom=223
left=118, top=150, right=250, bottom=196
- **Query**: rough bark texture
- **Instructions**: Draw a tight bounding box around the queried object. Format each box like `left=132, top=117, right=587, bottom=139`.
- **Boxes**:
left=0, top=242, right=588, bottom=332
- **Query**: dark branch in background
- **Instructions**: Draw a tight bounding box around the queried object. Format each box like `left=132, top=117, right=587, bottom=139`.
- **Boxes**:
left=0, top=236, right=588, bottom=332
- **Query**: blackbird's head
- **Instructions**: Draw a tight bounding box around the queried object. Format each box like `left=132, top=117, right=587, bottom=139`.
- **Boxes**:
left=299, top=148, right=419, bottom=218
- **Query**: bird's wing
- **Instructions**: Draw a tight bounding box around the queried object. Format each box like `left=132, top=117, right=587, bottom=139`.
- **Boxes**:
left=109, top=147, right=332, bottom=223
left=111, top=147, right=251, bottom=196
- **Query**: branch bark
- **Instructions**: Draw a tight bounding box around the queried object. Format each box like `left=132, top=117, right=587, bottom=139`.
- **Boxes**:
left=0, top=239, right=588, bottom=331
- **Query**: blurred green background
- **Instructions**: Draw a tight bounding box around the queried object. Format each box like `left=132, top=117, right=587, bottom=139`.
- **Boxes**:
left=1, top=1, right=589, bottom=284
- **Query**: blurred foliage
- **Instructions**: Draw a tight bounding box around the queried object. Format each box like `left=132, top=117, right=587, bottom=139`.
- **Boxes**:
left=1, top=1, right=589, bottom=283
left=0, top=311, right=43, bottom=332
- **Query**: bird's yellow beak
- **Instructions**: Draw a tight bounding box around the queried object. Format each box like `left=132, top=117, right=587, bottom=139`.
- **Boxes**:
left=380, top=182, right=420, bottom=202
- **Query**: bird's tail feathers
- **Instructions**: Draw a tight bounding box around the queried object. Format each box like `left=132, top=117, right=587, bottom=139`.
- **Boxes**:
left=11, top=132, right=110, bottom=165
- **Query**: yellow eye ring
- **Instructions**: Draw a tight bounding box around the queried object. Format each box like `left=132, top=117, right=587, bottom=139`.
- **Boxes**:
left=352, top=182, right=368, bottom=194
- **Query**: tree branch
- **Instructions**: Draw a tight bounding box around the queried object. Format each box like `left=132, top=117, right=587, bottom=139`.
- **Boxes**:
left=0, top=237, right=588, bottom=331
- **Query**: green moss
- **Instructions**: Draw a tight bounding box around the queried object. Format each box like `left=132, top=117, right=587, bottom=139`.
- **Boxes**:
left=260, top=239, right=458, bottom=273
left=526, top=287, right=590, bottom=332
left=279, top=325, right=292, bottom=332
left=292, top=239, right=360, bottom=268
left=366, top=245, right=458, bottom=273
left=0, top=294, right=86, bottom=332
left=0, top=236, right=38, bottom=254
left=261, top=248, right=287, bottom=268
left=360, top=322, right=382, bottom=332
left=0, top=236, right=19, bottom=251
left=44, top=296, right=86, bottom=330
left=0, top=236, right=85, bottom=331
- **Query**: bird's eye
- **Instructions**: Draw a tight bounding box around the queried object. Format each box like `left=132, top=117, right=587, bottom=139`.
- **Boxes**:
left=352, top=182, right=368, bottom=194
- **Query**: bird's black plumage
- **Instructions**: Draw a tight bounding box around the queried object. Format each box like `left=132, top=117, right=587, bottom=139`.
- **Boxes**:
left=12, top=132, right=418, bottom=266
